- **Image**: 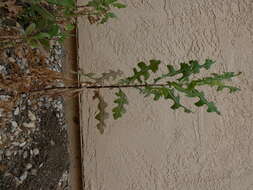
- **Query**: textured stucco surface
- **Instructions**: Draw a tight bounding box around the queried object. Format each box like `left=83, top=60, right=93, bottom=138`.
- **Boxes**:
left=78, top=0, right=253, bottom=189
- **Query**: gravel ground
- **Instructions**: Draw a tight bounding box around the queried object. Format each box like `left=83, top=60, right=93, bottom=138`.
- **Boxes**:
left=0, top=2, right=72, bottom=189
left=0, top=45, right=70, bottom=190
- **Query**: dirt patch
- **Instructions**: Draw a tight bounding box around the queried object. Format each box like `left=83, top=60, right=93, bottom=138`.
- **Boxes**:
left=19, top=107, right=69, bottom=190
left=0, top=99, right=69, bottom=190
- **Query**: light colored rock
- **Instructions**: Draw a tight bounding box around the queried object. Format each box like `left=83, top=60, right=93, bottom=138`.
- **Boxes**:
left=0, top=65, right=6, bottom=73
left=8, top=57, right=16, bottom=63
left=14, top=107, right=19, bottom=115
left=23, top=122, right=35, bottom=128
left=23, top=151, right=28, bottom=159
left=50, top=140, right=55, bottom=146
left=12, top=142, right=20, bottom=146
left=19, top=142, right=26, bottom=147
left=26, top=163, right=32, bottom=170
left=19, top=171, right=28, bottom=182
left=28, top=111, right=36, bottom=121
left=5, top=150, right=12, bottom=157
left=33, top=148, right=39, bottom=156
left=11, top=121, right=18, bottom=128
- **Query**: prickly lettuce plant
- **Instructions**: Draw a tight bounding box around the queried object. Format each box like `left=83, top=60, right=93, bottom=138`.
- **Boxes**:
left=79, top=59, right=241, bottom=133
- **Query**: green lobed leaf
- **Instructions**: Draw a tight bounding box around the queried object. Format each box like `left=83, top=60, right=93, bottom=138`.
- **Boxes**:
left=139, top=86, right=191, bottom=113
left=169, top=82, right=221, bottom=115
left=112, top=89, right=128, bottom=119
left=126, top=60, right=161, bottom=84
left=154, top=59, right=216, bottom=83
left=188, top=72, right=241, bottom=92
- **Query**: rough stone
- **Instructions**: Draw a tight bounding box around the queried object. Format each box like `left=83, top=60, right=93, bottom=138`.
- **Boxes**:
left=26, top=163, right=33, bottom=170
left=5, top=150, right=12, bottom=157
left=19, top=171, right=28, bottom=182
left=28, top=111, right=36, bottom=121
left=33, top=148, right=39, bottom=156
left=11, top=121, right=18, bottom=128
left=23, top=122, right=36, bottom=128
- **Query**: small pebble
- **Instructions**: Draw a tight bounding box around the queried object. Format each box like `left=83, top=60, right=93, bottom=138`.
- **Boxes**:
left=31, top=169, right=37, bottom=176
left=33, top=148, right=39, bottom=156
left=26, top=163, right=32, bottom=170
left=19, top=142, right=26, bottom=147
left=12, top=142, right=20, bottom=146
left=28, top=111, right=36, bottom=121
left=5, top=150, right=12, bottom=157
left=50, top=140, right=55, bottom=146
left=23, top=151, right=28, bottom=159
left=14, top=107, right=19, bottom=115
left=0, top=65, right=6, bottom=73
left=11, top=121, right=18, bottom=128
left=27, top=99, right=31, bottom=105
left=19, top=171, right=28, bottom=182
left=8, top=57, right=16, bottom=63
left=62, top=124, right=67, bottom=130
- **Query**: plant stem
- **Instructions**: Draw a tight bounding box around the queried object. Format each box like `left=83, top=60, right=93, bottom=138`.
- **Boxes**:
left=28, top=83, right=171, bottom=95
left=86, top=83, right=170, bottom=89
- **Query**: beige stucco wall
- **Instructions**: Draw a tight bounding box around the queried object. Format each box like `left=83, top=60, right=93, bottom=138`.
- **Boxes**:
left=78, top=0, right=253, bottom=189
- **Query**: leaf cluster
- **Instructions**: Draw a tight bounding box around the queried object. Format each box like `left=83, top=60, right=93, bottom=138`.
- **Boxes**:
left=87, top=59, right=240, bottom=133
left=115, top=59, right=240, bottom=118
left=1, top=0, right=126, bottom=50
left=112, top=89, right=128, bottom=119
left=87, top=0, right=127, bottom=24
left=120, top=60, right=161, bottom=84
